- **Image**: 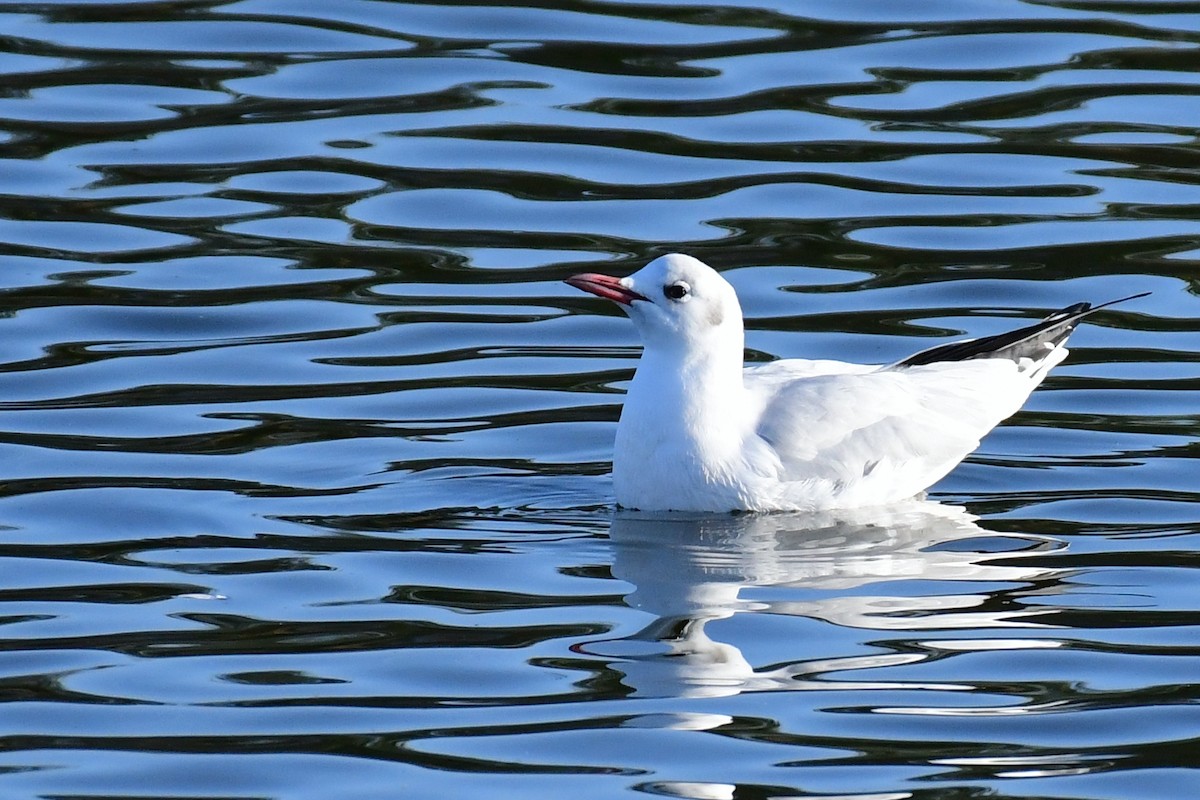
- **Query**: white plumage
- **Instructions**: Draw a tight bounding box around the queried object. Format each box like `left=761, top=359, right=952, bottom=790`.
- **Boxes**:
left=567, top=253, right=1143, bottom=513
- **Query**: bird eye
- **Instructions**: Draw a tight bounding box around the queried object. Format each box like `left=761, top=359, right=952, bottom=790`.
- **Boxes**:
left=663, top=281, right=690, bottom=301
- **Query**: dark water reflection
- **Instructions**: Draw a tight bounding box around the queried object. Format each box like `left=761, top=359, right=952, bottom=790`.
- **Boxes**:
left=0, top=0, right=1199, bottom=798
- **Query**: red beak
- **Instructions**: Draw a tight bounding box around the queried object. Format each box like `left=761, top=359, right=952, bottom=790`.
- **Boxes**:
left=565, top=273, right=648, bottom=306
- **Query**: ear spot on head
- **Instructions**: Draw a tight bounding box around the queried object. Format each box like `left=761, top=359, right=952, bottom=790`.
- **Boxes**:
left=708, top=305, right=723, bottom=326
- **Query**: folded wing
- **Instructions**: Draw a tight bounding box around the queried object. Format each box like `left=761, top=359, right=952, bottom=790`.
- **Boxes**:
left=745, top=293, right=1145, bottom=508
left=750, top=347, right=1068, bottom=508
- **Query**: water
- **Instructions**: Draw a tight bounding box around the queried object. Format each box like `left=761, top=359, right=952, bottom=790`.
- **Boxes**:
left=0, top=1, right=1198, bottom=798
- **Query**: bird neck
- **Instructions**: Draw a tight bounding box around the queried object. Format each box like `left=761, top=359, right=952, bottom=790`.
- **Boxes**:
left=630, top=335, right=747, bottom=424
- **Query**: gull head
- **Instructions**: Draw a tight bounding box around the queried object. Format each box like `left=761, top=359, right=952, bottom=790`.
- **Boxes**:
left=566, top=253, right=743, bottom=354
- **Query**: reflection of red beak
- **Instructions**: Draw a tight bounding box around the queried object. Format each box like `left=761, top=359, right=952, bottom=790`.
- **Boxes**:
left=565, top=273, right=649, bottom=306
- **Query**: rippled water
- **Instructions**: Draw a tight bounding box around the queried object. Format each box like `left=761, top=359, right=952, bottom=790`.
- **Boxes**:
left=1, top=1, right=1198, bottom=798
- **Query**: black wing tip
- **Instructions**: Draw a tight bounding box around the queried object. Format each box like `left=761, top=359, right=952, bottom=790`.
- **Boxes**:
left=1034, top=291, right=1149, bottom=323
left=1090, top=291, right=1151, bottom=312
left=894, top=291, right=1149, bottom=369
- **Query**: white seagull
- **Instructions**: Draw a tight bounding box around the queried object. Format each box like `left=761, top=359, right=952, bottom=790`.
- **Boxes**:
left=566, top=253, right=1144, bottom=513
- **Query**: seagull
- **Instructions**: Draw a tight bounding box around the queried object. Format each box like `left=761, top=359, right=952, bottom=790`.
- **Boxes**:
left=566, top=253, right=1145, bottom=513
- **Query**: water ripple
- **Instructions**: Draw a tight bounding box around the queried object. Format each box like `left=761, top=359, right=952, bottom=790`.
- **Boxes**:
left=0, top=1, right=1196, bottom=799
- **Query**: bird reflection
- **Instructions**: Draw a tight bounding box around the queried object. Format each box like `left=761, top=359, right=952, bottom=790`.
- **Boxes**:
left=584, top=500, right=1064, bottom=699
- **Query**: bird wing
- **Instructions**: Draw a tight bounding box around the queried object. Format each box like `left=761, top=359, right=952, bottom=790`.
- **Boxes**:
left=734, top=292, right=1145, bottom=506
left=749, top=358, right=1050, bottom=504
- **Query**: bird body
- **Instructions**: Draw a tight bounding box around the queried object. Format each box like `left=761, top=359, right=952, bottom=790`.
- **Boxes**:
left=566, top=253, right=1143, bottom=513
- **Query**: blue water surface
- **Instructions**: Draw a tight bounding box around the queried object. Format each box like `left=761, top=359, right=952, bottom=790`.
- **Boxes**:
left=0, top=1, right=1197, bottom=798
